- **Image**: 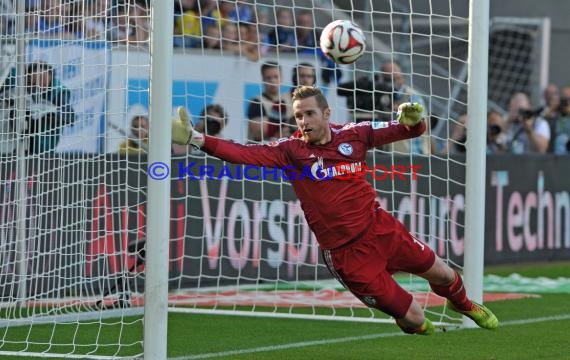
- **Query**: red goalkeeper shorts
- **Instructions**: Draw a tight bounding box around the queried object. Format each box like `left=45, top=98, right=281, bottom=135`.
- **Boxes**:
left=321, top=207, right=435, bottom=319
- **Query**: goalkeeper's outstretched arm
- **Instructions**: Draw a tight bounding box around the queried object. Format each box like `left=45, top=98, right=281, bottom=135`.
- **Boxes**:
left=365, top=102, right=427, bottom=148
left=171, top=107, right=288, bottom=168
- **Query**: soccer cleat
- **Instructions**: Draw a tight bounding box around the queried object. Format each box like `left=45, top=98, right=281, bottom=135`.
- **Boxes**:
left=417, top=318, right=435, bottom=335
left=448, top=300, right=499, bottom=329
left=396, top=318, right=435, bottom=335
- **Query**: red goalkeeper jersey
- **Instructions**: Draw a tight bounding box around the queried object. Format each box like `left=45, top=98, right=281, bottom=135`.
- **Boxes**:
left=202, top=120, right=426, bottom=250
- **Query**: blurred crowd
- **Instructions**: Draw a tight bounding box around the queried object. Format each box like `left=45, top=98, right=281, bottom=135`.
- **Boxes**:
left=333, top=61, right=570, bottom=157
left=1, top=0, right=569, bottom=156
left=1, top=0, right=332, bottom=66
left=442, top=85, right=570, bottom=156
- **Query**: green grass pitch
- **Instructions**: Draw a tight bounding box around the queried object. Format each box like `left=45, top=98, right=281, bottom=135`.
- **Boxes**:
left=2, top=261, right=569, bottom=359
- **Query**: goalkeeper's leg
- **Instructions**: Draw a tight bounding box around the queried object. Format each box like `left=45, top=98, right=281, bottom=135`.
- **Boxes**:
left=394, top=300, right=435, bottom=335
left=352, top=280, right=434, bottom=335
left=419, top=257, right=499, bottom=329
left=322, top=246, right=434, bottom=335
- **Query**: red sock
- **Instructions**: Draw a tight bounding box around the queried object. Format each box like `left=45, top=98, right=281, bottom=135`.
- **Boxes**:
left=430, top=271, right=473, bottom=311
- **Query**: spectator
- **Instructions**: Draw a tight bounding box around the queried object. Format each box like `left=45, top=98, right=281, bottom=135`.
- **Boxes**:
left=538, top=84, right=561, bottom=152
left=25, top=3, right=40, bottom=34
left=128, top=0, right=150, bottom=45
left=107, top=0, right=150, bottom=45
left=119, top=107, right=149, bottom=155
left=216, top=0, right=253, bottom=25
left=198, top=0, right=224, bottom=32
left=553, top=95, right=570, bottom=154
left=173, top=0, right=201, bottom=48
left=487, top=110, right=508, bottom=154
left=1, top=0, right=15, bottom=35
left=0, top=67, right=18, bottom=154
left=202, top=23, right=221, bottom=49
left=380, top=62, right=426, bottom=113
left=253, top=5, right=272, bottom=53
left=295, top=10, right=317, bottom=53
left=380, top=61, right=429, bottom=155
left=246, top=61, right=293, bottom=143
left=25, top=61, right=76, bottom=154
left=337, top=73, right=392, bottom=123
left=119, top=106, right=204, bottom=156
left=291, top=62, right=316, bottom=93
left=504, top=92, right=550, bottom=154
left=63, top=1, right=89, bottom=38
left=34, top=0, right=77, bottom=39
left=539, top=83, right=560, bottom=121
left=267, top=7, right=296, bottom=53
left=220, top=21, right=241, bottom=55
left=290, top=9, right=340, bottom=85
left=81, top=0, right=110, bottom=40
left=439, top=113, right=467, bottom=155
left=107, top=0, right=132, bottom=44
left=193, top=0, right=253, bottom=34
left=561, top=85, right=570, bottom=100
left=35, top=0, right=63, bottom=34
left=194, top=103, right=228, bottom=137
left=238, top=21, right=262, bottom=62
left=0, top=100, right=17, bottom=154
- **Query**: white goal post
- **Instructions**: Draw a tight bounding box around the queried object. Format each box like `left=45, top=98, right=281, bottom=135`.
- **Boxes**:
left=463, top=0, right=489, bottom=327
left=0, top=0, right=530, bottom=358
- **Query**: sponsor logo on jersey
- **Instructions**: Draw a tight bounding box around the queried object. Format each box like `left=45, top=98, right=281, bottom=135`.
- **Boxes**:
left=372, top=120, right=389, bottom=129
left=337, top=143, right=353, bottom=156
left=310, top=157, right=365, bottom=180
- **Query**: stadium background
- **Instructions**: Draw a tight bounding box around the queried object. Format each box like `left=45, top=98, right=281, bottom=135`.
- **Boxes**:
left=3, top=0, right=568, bottom=279
left=0, top=1, right=568, bottom=358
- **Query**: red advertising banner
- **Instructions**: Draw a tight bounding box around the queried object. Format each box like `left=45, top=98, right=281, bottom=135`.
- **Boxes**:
left=0, top=154, right=567, bottom=299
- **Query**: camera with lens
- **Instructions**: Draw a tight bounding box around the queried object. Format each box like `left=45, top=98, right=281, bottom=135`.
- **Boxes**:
left=514, top=108, right=540, bottom=128
left=518, top=109, right=537, bottom=120
left=337, top=75, right=393, bottom=122
left=204, top=117, right=222, bottom=136
left=487, top=121, right=507, bottom=148
left=488, top=124, right=501, bottom=136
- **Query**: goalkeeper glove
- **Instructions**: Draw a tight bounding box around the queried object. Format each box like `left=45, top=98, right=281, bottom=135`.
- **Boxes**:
left=171, top=106, right=204, bottom=148
left=396, top=102, right=424, bottom=127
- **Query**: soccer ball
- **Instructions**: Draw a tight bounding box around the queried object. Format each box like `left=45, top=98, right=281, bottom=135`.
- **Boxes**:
left=319, top=20, right=366, bottom=65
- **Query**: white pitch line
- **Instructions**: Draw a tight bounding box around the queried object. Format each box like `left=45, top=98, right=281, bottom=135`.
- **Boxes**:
left=501, top=313, right=570, bottom=326
left=170, top=313, right=570, bottom=360
left=169, top=331, right=405, bottom=360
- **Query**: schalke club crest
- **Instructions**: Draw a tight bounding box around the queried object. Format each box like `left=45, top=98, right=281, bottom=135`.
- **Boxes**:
left=338, top=143, right=353, bottom=156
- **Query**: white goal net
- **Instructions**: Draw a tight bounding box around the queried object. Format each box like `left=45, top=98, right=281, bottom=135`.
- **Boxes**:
left=0, top=0, right=545, bottom=358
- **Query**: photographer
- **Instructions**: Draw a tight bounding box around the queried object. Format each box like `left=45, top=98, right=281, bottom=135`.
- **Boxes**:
left=194, top=103, right=227, bottom=138
left=172, top=103, right=228, bottom=155
left=337, top=73, right=392, bottom=123
left=118, top=107, right=149, bottom=155
left=486, top=110, right=507, bottom=154
left=504, top=92, right=550, bottom=154
left=539, top=83, right=561, bottom=121
left=0, top=61, right=75, bottom=154
left=25, top=61, right=76, bottom=154
left=553, top=96, right=570, bottom=154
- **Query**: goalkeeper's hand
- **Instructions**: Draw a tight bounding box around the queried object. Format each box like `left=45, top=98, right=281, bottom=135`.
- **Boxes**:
left=396, top=102, right=424, bottom=127
left=171, top=106, right=204, bottom=148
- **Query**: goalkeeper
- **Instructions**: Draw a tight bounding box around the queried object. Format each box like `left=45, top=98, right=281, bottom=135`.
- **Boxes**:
left=171, top=85, right=498, bottom=335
